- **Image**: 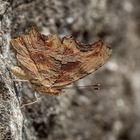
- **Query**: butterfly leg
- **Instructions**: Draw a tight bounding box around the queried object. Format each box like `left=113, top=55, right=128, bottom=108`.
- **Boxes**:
left=20, top=92, right=42, bottom=108
left=12, top=79, right=29, bottom=82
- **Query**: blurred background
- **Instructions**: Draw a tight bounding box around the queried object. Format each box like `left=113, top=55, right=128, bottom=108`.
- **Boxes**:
left=2, top=0, right=140, bottom=139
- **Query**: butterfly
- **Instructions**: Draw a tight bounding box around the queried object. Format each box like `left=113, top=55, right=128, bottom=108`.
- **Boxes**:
left=10, top=27, right=112, bottom=95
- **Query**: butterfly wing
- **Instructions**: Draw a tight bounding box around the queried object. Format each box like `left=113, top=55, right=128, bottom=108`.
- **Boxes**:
left=10, top=27, right=64, bottom=94
left=11, top=27, right=112, bottom=95
left=52, top=37, right=112, bottom=88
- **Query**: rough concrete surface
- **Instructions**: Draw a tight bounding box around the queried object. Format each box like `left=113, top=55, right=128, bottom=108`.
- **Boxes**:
left=0, top=0, right=140, bottom=140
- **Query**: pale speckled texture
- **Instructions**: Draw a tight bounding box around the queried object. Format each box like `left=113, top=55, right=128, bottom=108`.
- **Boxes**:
left=0, top=0, right=23, bottom=140
left=0, top=0, right=140, bottom=140
left=0, top=58, right=23, bottom=140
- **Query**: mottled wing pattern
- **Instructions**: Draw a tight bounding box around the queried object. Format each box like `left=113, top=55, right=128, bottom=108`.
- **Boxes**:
left=53, top=37, right=112, bottom=87
left=11, top=27, right=63, bottom=94
left=10, top=27, right=112, bottom=95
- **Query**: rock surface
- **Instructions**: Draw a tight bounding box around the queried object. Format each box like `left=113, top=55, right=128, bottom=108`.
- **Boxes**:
left=0, top=0, right=140, bottom=140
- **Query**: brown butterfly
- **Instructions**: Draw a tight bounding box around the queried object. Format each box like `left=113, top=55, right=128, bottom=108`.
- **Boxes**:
left=10, top=27, right=112, bottom=95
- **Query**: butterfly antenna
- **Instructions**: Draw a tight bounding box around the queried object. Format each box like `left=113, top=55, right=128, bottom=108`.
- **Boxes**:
left=64, top=83, right=101, bottom=90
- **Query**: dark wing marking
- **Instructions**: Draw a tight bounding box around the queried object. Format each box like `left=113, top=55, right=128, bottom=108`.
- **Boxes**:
left=53, top=38, right=112, bottom=87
